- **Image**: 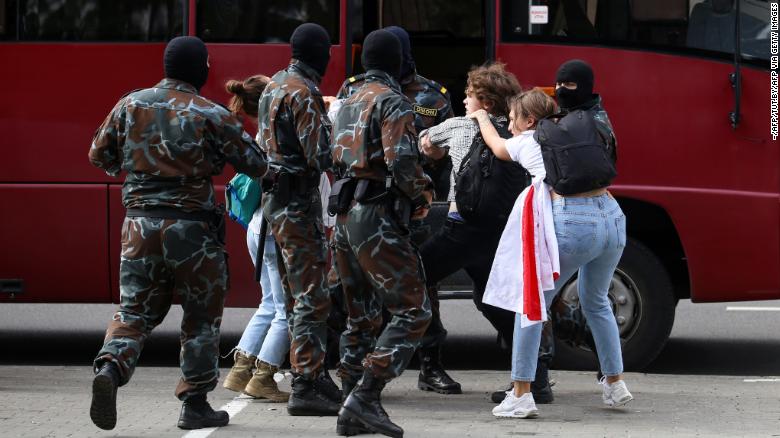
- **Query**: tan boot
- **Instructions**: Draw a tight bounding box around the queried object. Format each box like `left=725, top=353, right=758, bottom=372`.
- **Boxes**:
left=223, top=351, right=256, bottom=392
left=244, top=360, right=289, bottom=402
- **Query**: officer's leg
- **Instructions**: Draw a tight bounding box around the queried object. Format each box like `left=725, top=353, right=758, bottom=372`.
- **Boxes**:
left=167, top=220, right=228, bottom=401
left=91, top=217, right=174, bottom=430
left=265, top=192, right=340, bottom=415
left=333, top=218, right=382, bottom=396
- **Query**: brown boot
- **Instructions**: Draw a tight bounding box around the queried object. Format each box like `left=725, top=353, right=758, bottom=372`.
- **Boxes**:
left=244, top=360, right=289, bottom=402
left=223, top=351, right=256, bottom=392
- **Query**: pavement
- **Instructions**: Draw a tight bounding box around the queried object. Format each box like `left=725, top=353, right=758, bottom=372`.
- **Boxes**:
left=2, top=366, right=779, bottom=438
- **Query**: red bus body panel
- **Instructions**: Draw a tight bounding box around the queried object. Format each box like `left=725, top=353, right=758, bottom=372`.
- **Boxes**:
left=0, top=40, right=346, bottom=305
left=497, top=43, right=779, bottom=302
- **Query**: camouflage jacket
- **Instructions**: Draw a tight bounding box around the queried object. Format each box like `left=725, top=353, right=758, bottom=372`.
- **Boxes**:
left=337, top=72, right=453, bottom=133
left=257, top=59, right=332, bottom=176
left=332, top=70, right=433, bottom=207
left=89, top=78, right=267, bottom=212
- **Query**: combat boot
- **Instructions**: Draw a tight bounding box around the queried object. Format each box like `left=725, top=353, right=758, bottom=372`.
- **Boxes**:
left=287, top=373, right=340, bottom=416
left=244, top=360, right=289, bottom=402
left=177, top=394, right=229, bottom=430
left=339, top=372, right=403, bottom=438
left=223, top=350, right=256, bottom=393
left=315, top=369, right=344, bottom=403
left=417, top=346, right=462, bottom=394
left=530, top=360, right=554, bottom=404
left=341, top=373, right=360, bottom=400
left=90, top=362, right=120, bottom=430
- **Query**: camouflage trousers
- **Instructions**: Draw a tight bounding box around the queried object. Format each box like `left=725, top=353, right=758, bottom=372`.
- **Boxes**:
left=263, top=190, right=331, bottom=378
left=334, top=202, right=432, bottom=381
left=93, top=217, right=228, bottom=401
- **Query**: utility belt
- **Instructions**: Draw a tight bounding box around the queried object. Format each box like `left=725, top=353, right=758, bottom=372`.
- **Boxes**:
left=328, top=177, right=412, bottom=229
left=125, top=206, right=226, bottom=244
left=261, top=169, right=320, bottom=205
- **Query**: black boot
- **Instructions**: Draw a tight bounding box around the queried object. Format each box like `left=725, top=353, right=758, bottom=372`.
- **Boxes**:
left=490, top=382, right=512, bottom=404
left=339, top=372, right=403, bottom=438
left=531, top=360, right=554, bottom=404
left=177, top=393, right=229, bottom=429
left=341, top=373, right=360, bottom=401
left=316, top=369, right=344, bottom=403
left=416, top=347, right=462, bottom=394
left=90, top=362, right=120, bottom=430
left=287, top=373, right=340, bottom=416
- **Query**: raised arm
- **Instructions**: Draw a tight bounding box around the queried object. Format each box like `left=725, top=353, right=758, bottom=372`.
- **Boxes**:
left=468, top=109, right=512, bottom=161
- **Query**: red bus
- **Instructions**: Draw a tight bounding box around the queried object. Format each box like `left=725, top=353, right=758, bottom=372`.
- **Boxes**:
left=1, top=0, right=775, bottom=370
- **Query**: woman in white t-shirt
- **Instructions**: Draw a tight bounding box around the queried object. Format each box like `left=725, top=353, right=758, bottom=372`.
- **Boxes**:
left=470, top=88, right=632, bottom=419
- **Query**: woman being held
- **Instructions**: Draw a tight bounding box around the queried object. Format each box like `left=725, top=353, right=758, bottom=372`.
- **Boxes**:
left=470, top=88, right=632, bottom=419
left=221, top=75, right=291, bottom=402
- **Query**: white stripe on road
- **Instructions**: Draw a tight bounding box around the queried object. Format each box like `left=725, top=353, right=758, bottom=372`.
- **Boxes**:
left=182, top=398, right=250, bottom=438
left=726, top=306, right=780, bottom=312
left=743, top=378, right=780, bottom=383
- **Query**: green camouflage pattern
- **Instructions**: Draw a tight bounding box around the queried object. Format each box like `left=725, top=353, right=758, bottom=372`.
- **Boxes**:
left=331, top=70, right=433, bottom=206
left=337, top=72, right=453, bottom=134
left=332, top=203, right=432, bottom=381
left=331, top=70, right=433, bottom=381
left=89, top=78, right=267, bottom=212
left=263, top=190, right=331, bottom=378
left=257, top=60, right=332, bottom=176
left=93, top=217, right=228, bottom=400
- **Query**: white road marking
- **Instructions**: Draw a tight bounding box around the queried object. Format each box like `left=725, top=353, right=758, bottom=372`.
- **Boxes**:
left=182, top=398, right=250, bottom=438
left=726, top=306, right=780, bottom=312
left=743, top=378, right=780, bottom=383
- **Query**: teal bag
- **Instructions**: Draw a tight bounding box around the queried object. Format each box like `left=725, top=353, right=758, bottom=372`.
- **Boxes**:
left=225, top=173, right=262, bottom=229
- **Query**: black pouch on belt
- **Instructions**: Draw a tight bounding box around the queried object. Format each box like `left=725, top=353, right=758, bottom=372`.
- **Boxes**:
left=327, top=177, right=356, bottom=215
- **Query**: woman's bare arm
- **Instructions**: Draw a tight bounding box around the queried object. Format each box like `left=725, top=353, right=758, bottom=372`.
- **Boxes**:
left=468, top=109, right=512, bottom=161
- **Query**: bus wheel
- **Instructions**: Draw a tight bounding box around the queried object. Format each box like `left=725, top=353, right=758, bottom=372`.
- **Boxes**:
left=551, top=238, right=677, bottom=371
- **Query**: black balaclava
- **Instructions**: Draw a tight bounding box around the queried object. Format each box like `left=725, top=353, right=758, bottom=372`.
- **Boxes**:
left=290, top=23, right=332, bottom=77
left=384, top=26, right=415, bottom=79
left=555, top=59, right=595, bottom=110
left=361, top=29, right=402, bottom=80
left=164, top=36, right=209, bottom=91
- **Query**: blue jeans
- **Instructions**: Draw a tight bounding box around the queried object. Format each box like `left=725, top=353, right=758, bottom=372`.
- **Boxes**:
left=236, top=230, right=290, bottom=367
left=512, top=194, right=626, bottom=381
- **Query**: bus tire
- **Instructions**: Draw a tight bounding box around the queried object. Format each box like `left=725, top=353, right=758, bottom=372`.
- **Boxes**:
left=551, top=238, right=677, bottom=372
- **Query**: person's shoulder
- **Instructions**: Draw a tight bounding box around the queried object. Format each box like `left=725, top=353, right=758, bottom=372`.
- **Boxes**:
left=415, top=75, right=450, bottom=100
left=338, top=73, right=367, bottom=94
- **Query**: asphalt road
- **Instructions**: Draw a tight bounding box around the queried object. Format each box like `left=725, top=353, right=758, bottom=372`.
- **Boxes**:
left=1, top=299, right=779, bottom=376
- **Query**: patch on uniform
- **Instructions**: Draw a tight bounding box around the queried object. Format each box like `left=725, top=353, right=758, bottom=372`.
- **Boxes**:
left=348, top=76, right=357, bottom=83
left=440, top=86, right=447, bottom=94
left=413, top=104, right=438, bottom=117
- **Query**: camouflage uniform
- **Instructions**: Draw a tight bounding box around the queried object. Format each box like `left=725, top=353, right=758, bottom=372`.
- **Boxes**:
left=331, top=69, right=434, bottom=381
left=89, top=78, right=267, bottom=400
left=257, top=60, right=333, bottom=379
left=334, top=72, right=452, bottom=349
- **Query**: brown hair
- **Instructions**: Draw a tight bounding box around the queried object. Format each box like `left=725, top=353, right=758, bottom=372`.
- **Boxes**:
left=224, top=74, right=270, bottom=117
left=465, top=62, right=522, bottom=116
left=509, top=88, right=557, bottom=130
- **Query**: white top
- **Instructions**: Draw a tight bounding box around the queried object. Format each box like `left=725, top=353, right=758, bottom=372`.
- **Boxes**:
left=481, top=130, right=560, bottom=327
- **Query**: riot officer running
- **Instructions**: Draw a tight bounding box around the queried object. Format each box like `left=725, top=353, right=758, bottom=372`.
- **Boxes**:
left=88, top=36, right=268, bottom=431
left=256, top=23, right=342, bottom=416
left=330, top=29, right=434, bottom=438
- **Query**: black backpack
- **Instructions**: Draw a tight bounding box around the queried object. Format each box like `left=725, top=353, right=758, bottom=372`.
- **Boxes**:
left=534, top=109, right=617, bottom=195
left=455, top=120, right=530, bottom=226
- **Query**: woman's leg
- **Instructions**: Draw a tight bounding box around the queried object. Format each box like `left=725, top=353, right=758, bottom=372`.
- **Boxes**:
left=236, top=230, right=276, bottom=357
left=257, top=236, right=291, bottom=367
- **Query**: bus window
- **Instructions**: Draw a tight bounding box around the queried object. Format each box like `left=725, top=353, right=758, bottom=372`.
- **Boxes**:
left=196, top=0, right=340, bottom=44
left=501, top=0, right=770, bottom=65
left=378, top=0, right=486, bottom=115
left=12, top=0, right=184, bottom=41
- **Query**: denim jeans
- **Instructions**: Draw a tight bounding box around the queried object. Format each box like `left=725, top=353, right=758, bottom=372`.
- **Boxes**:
left=236, top=230, right=290, bottom=367
left=512, top=194, right=626, bottom=381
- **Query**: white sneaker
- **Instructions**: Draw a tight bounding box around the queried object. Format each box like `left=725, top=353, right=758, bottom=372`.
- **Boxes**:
left=600, top=377, right=633, bottom=407
left=492, top=391, right=539, bottom=418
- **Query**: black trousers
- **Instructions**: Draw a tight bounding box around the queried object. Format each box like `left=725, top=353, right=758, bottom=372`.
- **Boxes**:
left=419, top=217, right=516, bottom=350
